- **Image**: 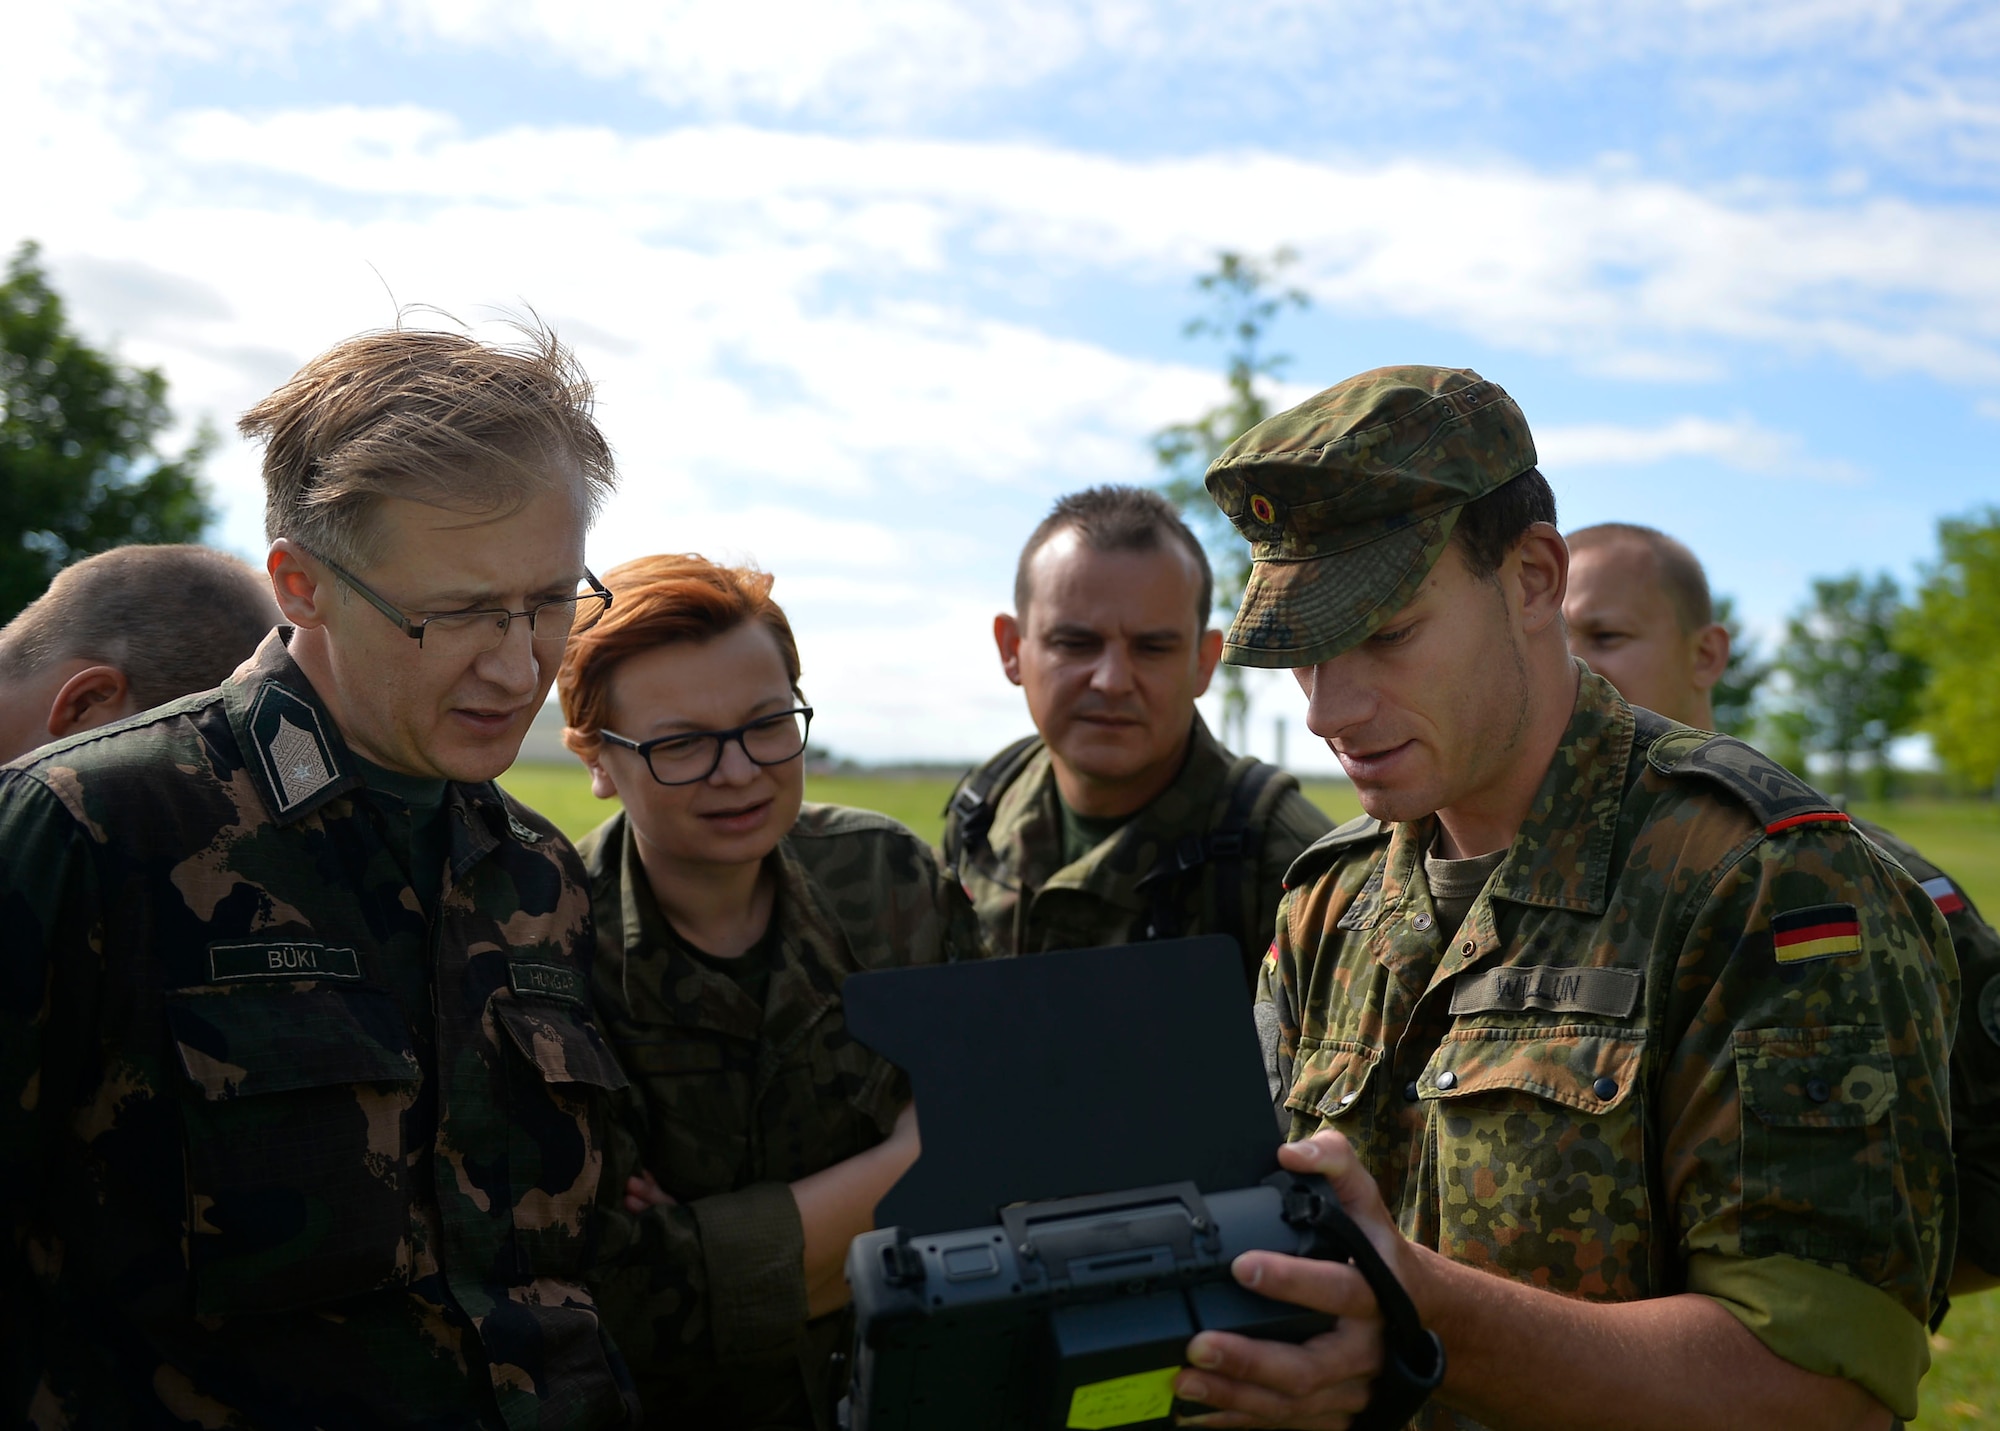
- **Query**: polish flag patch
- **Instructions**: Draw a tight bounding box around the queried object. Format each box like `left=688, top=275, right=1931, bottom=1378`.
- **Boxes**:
left=1920, top=875, right=1967, bottom=917
left=1772, top=903, right=1863, bottom=964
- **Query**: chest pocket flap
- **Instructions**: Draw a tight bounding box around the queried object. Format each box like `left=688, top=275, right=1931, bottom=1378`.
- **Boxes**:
left=1286, top=1037, right=1381, bottom=1120
left=168, top=986, right=419, bottom=1097
left=164, top=985, right=420, bottom=1316
left=496, top=1000, right=632, bottom=1090
left=1421, top=1024, right=1646, bottom=1114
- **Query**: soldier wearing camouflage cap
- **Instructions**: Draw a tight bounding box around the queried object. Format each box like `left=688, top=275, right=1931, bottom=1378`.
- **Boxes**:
left=1, top=325, right=639, bottom=1426
left=1165, top=366, right=1957, bottom=1430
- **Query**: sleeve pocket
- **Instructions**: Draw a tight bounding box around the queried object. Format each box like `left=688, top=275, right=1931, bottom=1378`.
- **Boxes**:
left=1733, top=1025, right=1897, bottom=1265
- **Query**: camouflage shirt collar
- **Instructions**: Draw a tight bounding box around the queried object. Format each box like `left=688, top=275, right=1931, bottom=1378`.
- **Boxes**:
left=220, top=628, right=528, bottom=848
left=602, top=812, right=844, bottom=1046
left=1030, top=714, right=1233, bottom=908
left=1485, top=664, right=1634, bottom=915
left=221, top=627, right=364, bottom=826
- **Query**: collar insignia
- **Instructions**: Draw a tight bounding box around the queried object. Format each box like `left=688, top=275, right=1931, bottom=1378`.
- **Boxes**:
left=247, top=682, right=346, bottom=815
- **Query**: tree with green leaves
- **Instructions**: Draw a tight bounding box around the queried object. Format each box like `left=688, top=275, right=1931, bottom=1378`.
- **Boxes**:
left=1153, top=249, right=1309, bottom=749
left=1773, top=572, right=1927, bottom=800
left=1900, top=508, right=2000, bottom=795
left=1, top=241, right=213, bottom=623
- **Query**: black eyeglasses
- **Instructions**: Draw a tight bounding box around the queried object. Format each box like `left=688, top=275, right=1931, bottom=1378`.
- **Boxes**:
left=599, top=707, right=814, bottom=786
left=302, top=546, right=612, bottom=657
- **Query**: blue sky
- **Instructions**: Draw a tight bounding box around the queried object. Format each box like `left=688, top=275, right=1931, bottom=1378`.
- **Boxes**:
left=8, top=1, right=2000, bottom=767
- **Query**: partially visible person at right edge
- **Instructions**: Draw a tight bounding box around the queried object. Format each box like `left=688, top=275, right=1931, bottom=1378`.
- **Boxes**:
left=1164, top=366, right=1955, bottom=1431
left=1564, top=519, right=2000, bottom=1299
left=564, top=554, right=982, bottom=1429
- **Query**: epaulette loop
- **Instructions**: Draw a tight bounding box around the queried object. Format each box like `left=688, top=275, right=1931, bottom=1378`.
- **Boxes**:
left=1646, top=730, right=1844, bottom=833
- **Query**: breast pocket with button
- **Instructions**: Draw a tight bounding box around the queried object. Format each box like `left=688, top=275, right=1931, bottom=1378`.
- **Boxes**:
left=1420, top=1022, right=1651, bottom=1300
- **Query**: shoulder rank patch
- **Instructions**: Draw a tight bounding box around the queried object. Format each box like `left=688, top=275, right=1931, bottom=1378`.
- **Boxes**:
left=1919, top=874, right=1967, bottom=916
left=1649, top=732, right=1842, bottom=832
left=1771, top=903, right=1862, bottom=963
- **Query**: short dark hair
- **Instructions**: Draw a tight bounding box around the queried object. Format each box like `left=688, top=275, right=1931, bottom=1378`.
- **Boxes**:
left=1014, top=486, right=1214, bottom=624
left=1564, top=522, right=1713, bottom=631
left=1451, top=468, right=1559, bottom=579
left=0, top=545, right=279, bottom=710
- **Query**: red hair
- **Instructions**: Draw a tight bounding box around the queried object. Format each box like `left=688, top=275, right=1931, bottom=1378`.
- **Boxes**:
left=558, top=553, right=802, bottom=762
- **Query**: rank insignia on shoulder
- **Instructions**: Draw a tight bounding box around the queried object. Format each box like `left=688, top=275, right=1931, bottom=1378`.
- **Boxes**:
left=1919, top=875, right=1967, bottom=916
left=1771, top=903, right=1862, bottom=963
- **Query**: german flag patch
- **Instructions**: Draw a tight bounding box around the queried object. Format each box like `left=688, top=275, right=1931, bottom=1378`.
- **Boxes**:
left=1920, top=875, right=1967, bottom=916
left=1772, top=903, right=1863, bottom=963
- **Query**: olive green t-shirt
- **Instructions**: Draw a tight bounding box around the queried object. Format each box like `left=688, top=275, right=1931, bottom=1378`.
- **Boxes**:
left=1422, top=840, right=1508, bottom=939
left=675, top=918, right=783, bottom=1012
left=1059, top=799, right=1130, bottom=867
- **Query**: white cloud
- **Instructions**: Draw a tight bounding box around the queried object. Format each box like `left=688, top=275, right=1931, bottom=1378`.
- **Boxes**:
left=154, top=108, right=2000, bottom=392
left=1537, top=416, right=1859, bottom=483
left=12, top=6, right=2000, bottom=760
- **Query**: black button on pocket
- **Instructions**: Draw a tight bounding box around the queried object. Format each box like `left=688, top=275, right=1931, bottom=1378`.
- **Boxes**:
left=1592, top=1076, right=1618, bottom=1100
left=1805, top=1078, right=1832, bottom=1103
left=1404, top=1080, right=1421, bottom=1103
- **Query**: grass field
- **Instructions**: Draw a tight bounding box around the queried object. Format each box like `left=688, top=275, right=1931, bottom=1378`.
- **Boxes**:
left=499, top=763, right=1999, bottom=1421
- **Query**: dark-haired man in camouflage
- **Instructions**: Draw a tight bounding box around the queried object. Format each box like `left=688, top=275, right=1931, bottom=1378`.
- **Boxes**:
left=1564, top=519, right=2000, bottom=1297
left=0, top=326, right=638, bottom=1427
left=1165, top=366, right=1956, bottom=1431
left=945, top=485, right=1329, bottom=980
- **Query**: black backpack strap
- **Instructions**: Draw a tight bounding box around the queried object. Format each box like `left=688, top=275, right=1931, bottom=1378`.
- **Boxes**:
left=941, top=734, right=1043, bottom=881
left=1135, top=758, right=1285, bottom=977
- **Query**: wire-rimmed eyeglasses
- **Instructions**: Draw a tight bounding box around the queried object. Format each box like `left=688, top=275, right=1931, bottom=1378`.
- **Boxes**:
left=303, top=545, right=612, bottom=657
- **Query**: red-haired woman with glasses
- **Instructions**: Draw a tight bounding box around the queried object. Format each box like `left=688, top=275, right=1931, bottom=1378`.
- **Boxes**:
left=563, top=554, right=981, bottom=1429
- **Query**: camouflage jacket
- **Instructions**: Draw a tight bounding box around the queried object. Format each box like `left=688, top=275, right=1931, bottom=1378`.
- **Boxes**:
left=1259, top=669, right=1956, bottom=1426
left=582, top=804, right=982, bottom=1430
left=0, top=630, right=634, bottom=1431
left=1852, top=818, right=2000, bottom=1280
left=940, top=715, right=1331, bottom=977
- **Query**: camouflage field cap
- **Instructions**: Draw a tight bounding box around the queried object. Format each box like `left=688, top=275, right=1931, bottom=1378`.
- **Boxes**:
left=1204, top=364, right=1537, bottom=668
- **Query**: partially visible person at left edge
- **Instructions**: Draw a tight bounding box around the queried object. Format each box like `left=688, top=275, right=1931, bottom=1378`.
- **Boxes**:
left=0, top=323, right=640, bottom=1427
left=563, top=554, right=981, bottom=1429
left=0, top=543, right=279, bottom=763
left=1564, top=519, right=2000, bottom=1298
left=943, top=485, right=1331, bottom=980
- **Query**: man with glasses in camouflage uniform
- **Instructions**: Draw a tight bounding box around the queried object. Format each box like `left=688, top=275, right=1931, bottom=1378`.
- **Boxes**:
left=1, top=325, right=639, bottom=1427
